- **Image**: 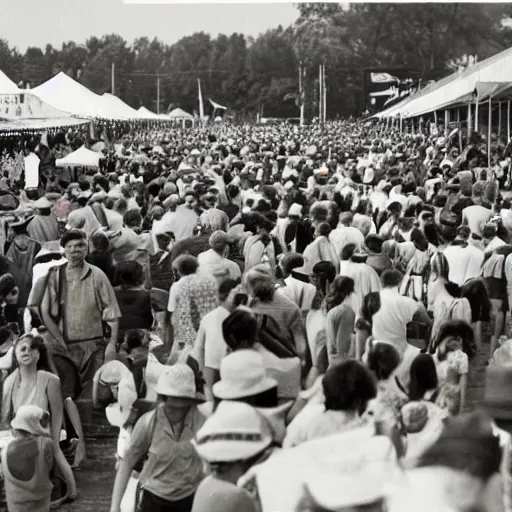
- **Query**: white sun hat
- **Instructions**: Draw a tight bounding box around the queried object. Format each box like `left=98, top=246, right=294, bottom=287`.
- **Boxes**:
left=212, top=350, right=278, bottom=400
left=155, top=363, right=205, bottom=404
left=194, top=401, right=273, bottom=463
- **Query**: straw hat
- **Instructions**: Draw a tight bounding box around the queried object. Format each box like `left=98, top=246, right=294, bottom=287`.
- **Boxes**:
left=33, top=196, right=53, bottom=209
left=212, top=350, right=278, bottom=400
left=194, top=401, right=273, bottom=463
left=35, top=241, right=64, bottom=261
left=155, top=363, right=205, bottom=405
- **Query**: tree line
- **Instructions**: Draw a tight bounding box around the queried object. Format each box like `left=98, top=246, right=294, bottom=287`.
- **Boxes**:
left=2, top=3, right=512, bottom=120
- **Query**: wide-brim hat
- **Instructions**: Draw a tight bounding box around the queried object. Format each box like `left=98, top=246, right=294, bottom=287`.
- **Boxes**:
left=212, top=350, right=278, bottom=401
left=35, top=241, right=63, bottom=261
left=194, top=401, right=273, bottom=463
left=33, top=196, right=53, bottom=209
left=155, top=363, right=205, bottom=404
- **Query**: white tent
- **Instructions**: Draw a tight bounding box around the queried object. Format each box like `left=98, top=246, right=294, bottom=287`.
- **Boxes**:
left=100, top=93, right=140, bottom=120
left=0, top=71, right=20, bottom=94
left=385, top=46, right=512, bottom=119
left=137, top=106, right=160, bottom=120
left=31, top=72, right=102, bottom=118
left=168, top=107, right=194, bottom=120
left=56, top=146, right=102, bottom=168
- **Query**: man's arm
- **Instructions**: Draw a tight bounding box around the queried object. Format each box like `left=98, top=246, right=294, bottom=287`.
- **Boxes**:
left=40, top=284, right=65, bottom=346
left=105, top=320, right=119, bottom=363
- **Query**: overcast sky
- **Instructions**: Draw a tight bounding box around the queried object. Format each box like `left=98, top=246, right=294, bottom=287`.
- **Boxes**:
left=1, top=0, right=299, bottom=52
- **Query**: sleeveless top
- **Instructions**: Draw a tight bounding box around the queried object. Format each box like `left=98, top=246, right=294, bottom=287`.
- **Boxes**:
left=1, top=436, right=53, bottom=512
left=2, top=370, right=56, bottom=426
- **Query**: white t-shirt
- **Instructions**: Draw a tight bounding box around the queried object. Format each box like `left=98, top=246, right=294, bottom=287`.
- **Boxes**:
left=24, top=153, right=40, bottom=189
left=372, top=288, right=419, bottom=355
left=201, top=306, right=230, bottom=370
left=283, top=403, right=364, bottom=448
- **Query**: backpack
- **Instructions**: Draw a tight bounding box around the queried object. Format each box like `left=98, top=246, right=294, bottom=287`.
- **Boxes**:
left=255, top=313, right=298, bottom=359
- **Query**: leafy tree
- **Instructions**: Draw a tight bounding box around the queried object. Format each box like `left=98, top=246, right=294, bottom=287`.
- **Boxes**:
left=0, top=39, right=23, bottom=84
left=23, top=47, right=47, bottom=87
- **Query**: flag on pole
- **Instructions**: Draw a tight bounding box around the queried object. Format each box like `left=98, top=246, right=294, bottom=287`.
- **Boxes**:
left=198, top=79, right=205, bottom=120
left=370, top=73, right=399, bottom=84
left=209, top=98, right=227, bottom=110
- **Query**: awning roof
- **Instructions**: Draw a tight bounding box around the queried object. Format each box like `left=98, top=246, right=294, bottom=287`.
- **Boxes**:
left=168, top=107, right=194, bottom=120
left=137, top=106, right=160, bottom=119
left=0, top=117, right=88, bottom=132
left=55, top=146, right=102, bottom=167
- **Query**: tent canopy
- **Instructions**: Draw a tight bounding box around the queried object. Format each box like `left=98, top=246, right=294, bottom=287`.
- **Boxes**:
left=31, top=72, right=102, bottom=118
left=32, top=72, right=138, bottom=120
left=0, top=71, right=20, bottom=95
left=168, top=107, right=194, bottom=120
left=100, top=93, right=140, bottom=120
left=137, top=106, right=160, bottom=120
left=0, top=117, right=87, bottom=132
left=378, top=46, right=512, bottom=119
left=56, top=146, right=102, bottom=168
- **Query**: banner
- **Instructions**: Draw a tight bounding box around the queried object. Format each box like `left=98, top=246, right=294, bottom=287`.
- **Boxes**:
left=209, top=98, right=227, bottom=110
left=370, top=73, right=399, bottom=84
left=198, top=79, right=204, bottom=120
left=0, top=93, right=73, bottom=120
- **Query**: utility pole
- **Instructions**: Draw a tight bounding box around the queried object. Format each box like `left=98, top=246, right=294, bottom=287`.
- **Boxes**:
left=299, top=61, right=305, bottom=127
left=319, top=64, right=323, bottom=125
left=322, top=64, right=327, bottom=124
left=111, top=63, right=115, bottom=95
left=156, top=75, right=160, bottom=114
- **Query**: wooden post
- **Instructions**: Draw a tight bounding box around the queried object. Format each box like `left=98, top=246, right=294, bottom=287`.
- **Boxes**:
left=467, top=103, right=472, bottom=143
left=475, top=96, right=479, bottom=133
left=499, top=102, right=502, bottom=137
left=457, top=108, right=462, bottom=151
left=156, top=75, right=160, bottom=115
left=508, top=100, right=511, bottom=141
left=318, top=64, right=322, bottom=124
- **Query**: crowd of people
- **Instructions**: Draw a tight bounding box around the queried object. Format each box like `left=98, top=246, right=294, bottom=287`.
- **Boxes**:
left=0, top=119, right=510, bottom=511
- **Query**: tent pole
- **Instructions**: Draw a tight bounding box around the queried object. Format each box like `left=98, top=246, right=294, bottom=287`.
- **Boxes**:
left=434, top=110, right=438, bottom=127
left=508, top=100, right=511, bottom=142
left=475, top=96, right=479, bottom=133
left=499, top=102, right=502, bottom=138
left=457, top=109, right=462, bottom=151
left=467, top=103, right=472, bottom=143
left=156, top=76, right=160, bottom=115
left=399, top=113, right=403, bottom=135
left=444, top=110, right=449, bottom=137
left=488, top=97, right=492, bottom=169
